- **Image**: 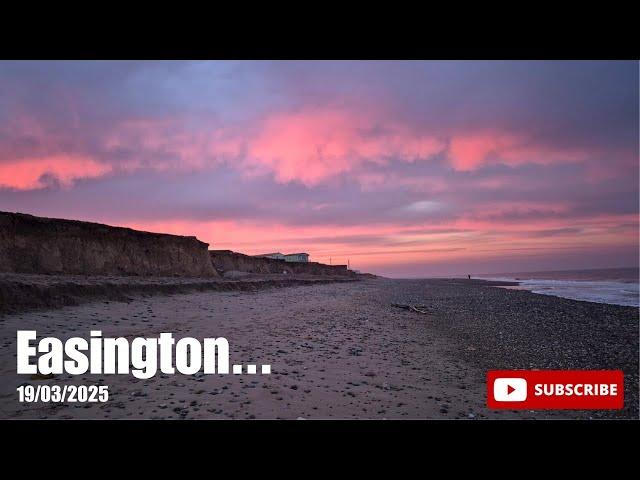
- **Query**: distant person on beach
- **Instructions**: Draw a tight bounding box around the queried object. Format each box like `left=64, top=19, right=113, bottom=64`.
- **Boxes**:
left=468, top=274, right=471, bottom=279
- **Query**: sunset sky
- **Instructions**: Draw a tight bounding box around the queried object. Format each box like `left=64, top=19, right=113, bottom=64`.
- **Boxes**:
left=0, top=61, right=637, bottom=277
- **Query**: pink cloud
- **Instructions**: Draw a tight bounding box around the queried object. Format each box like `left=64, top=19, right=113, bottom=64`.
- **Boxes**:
left=4, top=107, right=444, bottom=190
left=244, top=108, right=445, bottom=185
left=0, top=155, right=111, bottom=190
left=449, top=133, right=588, bottom=171
left=103, top=117, right=244, bottom=172
left=2, top=109, right=595, bottom=191
left=0, top=108, right=607, bottom=196
left=95, top=108, right=448, bottom=186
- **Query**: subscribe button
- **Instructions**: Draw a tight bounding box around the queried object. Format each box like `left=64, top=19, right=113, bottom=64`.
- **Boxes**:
left=487, top=370, right=624, bottom=410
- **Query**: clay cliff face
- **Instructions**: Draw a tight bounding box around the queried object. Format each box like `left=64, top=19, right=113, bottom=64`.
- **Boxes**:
left=0, top=212, right=217, bottom=277
left=210, top=250, right=355, bottom=277
left=286, top=261, right=352, bottom=276
left=210, top=250, right=289, bottom=274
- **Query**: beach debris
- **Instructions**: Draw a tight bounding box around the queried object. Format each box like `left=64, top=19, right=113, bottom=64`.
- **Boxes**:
left=391, top=303, right=429, bottom=314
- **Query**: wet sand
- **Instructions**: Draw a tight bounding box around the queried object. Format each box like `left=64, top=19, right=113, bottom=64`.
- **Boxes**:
left=1, top=278, right=637, bottom=419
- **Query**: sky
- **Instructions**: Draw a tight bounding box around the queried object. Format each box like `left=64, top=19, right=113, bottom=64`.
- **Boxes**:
left=0, top=60, right=638, bottom=277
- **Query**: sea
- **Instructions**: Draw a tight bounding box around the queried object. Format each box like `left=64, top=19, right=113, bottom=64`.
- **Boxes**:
left=475, top=267, right=640, bottom=307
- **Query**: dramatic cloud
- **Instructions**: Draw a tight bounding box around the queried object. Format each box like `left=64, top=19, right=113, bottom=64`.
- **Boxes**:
left=0, top=154, right=111, bottom=190
left=244, top=107, right=445, bottom=185
left=448, top=132, right=588, bottom=171
left=0, top=61, right=637, bottom=276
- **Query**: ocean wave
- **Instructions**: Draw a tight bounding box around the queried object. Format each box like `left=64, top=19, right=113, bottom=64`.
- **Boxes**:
left=480, top=277, right=639, bottom=307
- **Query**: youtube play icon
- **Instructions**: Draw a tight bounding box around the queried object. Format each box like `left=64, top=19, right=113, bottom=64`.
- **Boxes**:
left=493, top=377, right=528, bottom=402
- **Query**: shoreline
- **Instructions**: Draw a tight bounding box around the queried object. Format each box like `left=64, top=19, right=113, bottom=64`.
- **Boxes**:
left=475, top=275, right=639, bottom=308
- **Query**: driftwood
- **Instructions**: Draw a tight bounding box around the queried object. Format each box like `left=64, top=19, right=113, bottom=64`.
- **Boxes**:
left=391, top=303, right=429, bottom=314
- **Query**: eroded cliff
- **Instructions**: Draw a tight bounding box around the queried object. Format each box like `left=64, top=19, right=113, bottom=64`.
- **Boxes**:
left=209, top=250, right=355, bottom=277
left=0, top=212, right=217, bottom=277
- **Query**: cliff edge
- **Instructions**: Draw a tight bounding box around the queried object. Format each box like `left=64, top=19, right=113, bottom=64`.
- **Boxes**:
left=0, top=211, right=217, bottom=277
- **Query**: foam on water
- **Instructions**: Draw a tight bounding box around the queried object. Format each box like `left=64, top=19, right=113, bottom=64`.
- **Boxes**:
left=477, top=268, right=639, bottom=307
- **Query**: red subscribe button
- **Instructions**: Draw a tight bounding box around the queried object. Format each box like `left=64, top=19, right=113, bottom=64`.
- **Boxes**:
left=487, top=370, right=624, bottom=410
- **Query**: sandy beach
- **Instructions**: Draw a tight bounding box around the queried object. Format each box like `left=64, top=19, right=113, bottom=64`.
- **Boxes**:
left=1, top=277, right=637, bottom=420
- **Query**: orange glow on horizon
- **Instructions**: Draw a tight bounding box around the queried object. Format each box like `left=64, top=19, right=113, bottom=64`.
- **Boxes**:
left=115, top=210, right=638, bottom=275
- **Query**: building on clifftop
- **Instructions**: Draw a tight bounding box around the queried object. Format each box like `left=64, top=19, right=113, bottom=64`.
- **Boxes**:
left=252, top=252, right=310, bottom=263
left=283, top=253, right=309, bottom=263
left=253, top=252, right=285, bottom=260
